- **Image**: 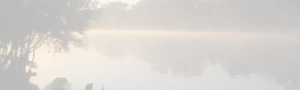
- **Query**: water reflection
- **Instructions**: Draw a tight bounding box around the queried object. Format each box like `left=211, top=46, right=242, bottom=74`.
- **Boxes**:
left=89, top=31, right=300, bottom=90
left=89, top=31, right=208, bottom=76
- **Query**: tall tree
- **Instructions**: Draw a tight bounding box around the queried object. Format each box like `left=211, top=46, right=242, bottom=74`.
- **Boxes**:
left=0, top=0, right=99, bottom=90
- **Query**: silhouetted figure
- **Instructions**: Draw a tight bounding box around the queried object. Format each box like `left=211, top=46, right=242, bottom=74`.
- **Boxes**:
left=101, top=85, right=105, bottom=90
left=85, top=83, right=93, bottom=90
left=43, top=78, right=70, bottom=90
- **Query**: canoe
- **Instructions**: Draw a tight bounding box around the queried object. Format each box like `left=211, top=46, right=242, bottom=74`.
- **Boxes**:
left=43, top=77, right=71, bottom=90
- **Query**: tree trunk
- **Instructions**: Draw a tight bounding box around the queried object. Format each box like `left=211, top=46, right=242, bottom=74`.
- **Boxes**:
left=0, top=47, right=12, bottom=69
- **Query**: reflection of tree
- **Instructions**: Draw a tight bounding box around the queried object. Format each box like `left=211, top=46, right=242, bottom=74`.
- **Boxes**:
left=91, top=35, right=207, bottom=76
left=135, top=38, right=206, bottom=76
left=88, top=35, right=129, bottom=58
left=205, top=38, right=300, bottom=90
left=92, top=33, right=300, bottom=89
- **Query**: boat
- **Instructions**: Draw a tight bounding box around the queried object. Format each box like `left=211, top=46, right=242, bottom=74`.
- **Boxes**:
left=43, top=78, right=71, bottom=90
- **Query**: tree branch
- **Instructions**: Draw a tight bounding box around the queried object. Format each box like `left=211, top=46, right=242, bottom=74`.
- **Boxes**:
left=30, top=34, right=50, bottom=52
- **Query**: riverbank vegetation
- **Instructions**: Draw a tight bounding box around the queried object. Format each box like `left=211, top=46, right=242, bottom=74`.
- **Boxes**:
left=95, top=0, right=300, bottom=32
left=0, top=0, right=102, bottom=90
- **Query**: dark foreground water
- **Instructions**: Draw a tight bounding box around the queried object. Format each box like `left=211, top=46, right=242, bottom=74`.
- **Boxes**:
left=31, top=30, right=300, bottom=90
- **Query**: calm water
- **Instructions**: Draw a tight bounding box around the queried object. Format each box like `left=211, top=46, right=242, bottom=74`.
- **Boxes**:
left=31, top=30, right=300, bottom=90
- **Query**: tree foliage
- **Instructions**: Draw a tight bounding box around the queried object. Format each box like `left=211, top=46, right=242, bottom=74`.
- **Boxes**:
left=0, top=0, right=99, bottom=90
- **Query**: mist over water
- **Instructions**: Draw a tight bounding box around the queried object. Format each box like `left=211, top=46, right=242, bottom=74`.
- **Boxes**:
left=96, top=0, right=300, bottom=32
left=30, top=31, right=299, bottom=90
left=1, top=0, right=300, bottom=90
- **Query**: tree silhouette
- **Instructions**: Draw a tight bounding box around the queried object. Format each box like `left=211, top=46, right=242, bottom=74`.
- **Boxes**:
left=0, top=0, right=99, bottom=90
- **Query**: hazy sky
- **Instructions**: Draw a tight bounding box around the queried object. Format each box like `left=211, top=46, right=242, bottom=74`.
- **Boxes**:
left=98, top=0, right=140, bottom=4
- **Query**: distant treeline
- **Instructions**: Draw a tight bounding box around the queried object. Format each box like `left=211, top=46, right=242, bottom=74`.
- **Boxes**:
left=96, top=0, right=300, bottom=31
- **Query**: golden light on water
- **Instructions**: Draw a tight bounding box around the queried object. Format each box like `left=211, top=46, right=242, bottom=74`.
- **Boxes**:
left=88, top=29, right=298, bottom=39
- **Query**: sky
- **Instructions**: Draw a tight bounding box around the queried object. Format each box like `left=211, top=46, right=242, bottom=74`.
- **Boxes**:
left=98, top=0, right=140, bottom=5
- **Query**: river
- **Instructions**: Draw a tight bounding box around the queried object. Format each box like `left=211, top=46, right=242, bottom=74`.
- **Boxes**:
left=31, top=30, right=300, bottom=90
